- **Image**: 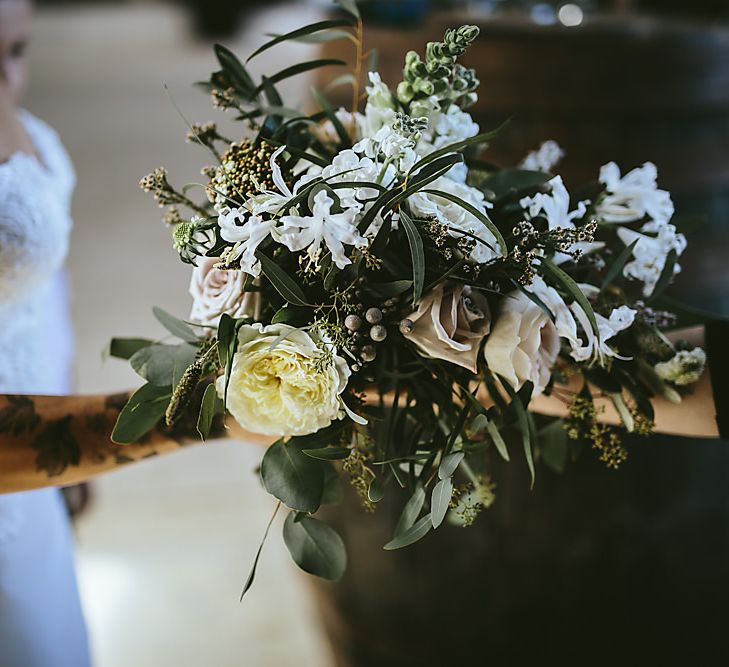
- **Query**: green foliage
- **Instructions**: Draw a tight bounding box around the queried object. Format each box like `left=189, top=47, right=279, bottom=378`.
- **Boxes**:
left=261, top=439, right=325, bottom=513
left=283, top=513, right=347, bottom=580
left=111, top=383, right=171, bottom=445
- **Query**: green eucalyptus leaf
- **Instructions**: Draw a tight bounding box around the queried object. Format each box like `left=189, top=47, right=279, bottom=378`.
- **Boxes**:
left=438, top=451, right=464, bottom=480
left=111, top=383, right=171, bottom=445
left=394, top=483, right=426, bottom=536
left=538, top=419, right=568, bottom=473
left=261, top=439, right=324, bottom=513
left=152, top=306, right=201, bottom=343
left=499, top=377, right=535, bottom=486
left=271, top=305, right=311, bottom=325
left=214, top=43, right=257, bottom=98
left=430, top=478, right=453, bottom=529
left=384, top=514, right=432, bottom=550
left=197, top=383, right=223, bottom=441
left=240, top=502, right=281, bottom=600
left=283, top=513, right=347, bottom=581
left=311, top=86, right=351, bottom=146
left=648, top=248, right=678, bottom=302
left=365, top=280, right=413, bottom=298
left=129, top=343, right=198, bottom=387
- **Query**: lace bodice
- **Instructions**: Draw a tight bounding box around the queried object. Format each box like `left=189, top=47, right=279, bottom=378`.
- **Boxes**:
left=0, top=110, right=75, bottom=394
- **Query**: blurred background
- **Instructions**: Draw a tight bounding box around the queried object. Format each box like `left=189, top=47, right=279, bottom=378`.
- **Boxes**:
left=23, top=0, right=729, bottom=665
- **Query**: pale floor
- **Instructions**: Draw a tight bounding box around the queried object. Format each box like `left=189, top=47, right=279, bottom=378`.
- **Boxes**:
left=25, top=3, right=334, bottom=666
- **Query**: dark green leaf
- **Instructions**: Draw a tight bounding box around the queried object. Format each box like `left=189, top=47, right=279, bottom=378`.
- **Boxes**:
left=499, top=377, right=535, bottom=487
left=648, top=248, right=678, bottom=302
left=302, top=446, right=351, bottom=461
left=106, top=337, right=154, bottom=361
left=483, top=168, right=551, bottom=199
left=129, top=343, right=198, bottom=387
left=271, top=305, right=311, bottom=326
left=152, top=306, right=200, bottom=343
left=251, top=60, right=345, bottom=96
left=538, top=419, right=568, bottom=473
left=311, top=86, right=351, bottom=146
left=601, top=238, right=638, bottom=291
left=430, top=478, right=453, bottom=529
left=240, top=502, right=281, bottom=600
left=384, top=514, right=432, bottom=550
left=399, top=210, right=425, bottom=304
left=197, top=383, right=223, bottom=441
left=217, top=314, right=235, bottom=367
left=283, top=513, right=347, bottom=580
left=214, top=43, right=257, bottom=98
left=539, top=258, right=599, bottom=337
left=247, top=19, right=356, bottom=62
left=256, top=251, right=309, bottom=306
left=261, top=439, right=324, bottom=512
left=365, top=280, right=413, bottom=298
left=111, top=383, right=171, bottom=445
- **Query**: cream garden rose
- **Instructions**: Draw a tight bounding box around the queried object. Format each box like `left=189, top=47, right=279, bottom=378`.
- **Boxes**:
left=403, top=283, right=491, bottom=373
left=217, top=323, right=351, bottom=437
left=189, top=256, right=260, bottom=326
left=483, top=287, right=561, bottom=396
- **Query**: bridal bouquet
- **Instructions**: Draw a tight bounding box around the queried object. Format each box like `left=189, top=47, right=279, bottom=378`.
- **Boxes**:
left=111, top=2, right=705, bottom=588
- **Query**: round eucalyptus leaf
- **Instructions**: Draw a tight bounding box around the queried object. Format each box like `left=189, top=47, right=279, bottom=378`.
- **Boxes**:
left=283, top=513, right=347, bottom=581
left=261, top=440, right=324, bottom=513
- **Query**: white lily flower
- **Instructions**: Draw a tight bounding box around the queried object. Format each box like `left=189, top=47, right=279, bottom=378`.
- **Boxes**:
left=617, top=223, right=686, bottom=296
left=597, top=161, right=674, bottom=226
left=278, top=190, right=367, bottom=269
left=520, top=175, right=601, bottom=263
left=520, top=140, right=565, bottom=173
left=218, top=206, right=277, bottom=277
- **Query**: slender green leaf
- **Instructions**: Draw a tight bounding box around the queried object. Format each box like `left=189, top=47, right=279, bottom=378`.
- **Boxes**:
left=302, top=446, right=352, bottom=461
left=407, top=122, right=510, bottom=179
left=365, top=280, right=413, bottom=298
left=111, top=383, right=171, bottom=445
left=240, top=502, right=281, bottom=600
left=500, top=377, right=535, bottom=487
left=256, top=251, right=309, bottom=306
left=152, top=306, right=200, bottom=343
left=271, top=305, right=311, bottom=325
left=399, top=210, right=425, bottom=304
left=261, top=439, right=324, bottom=512
left=266, top=29, right=356, bottom=45
left=601, top=239, right=639, bottom=291
left=538, top=419, right=568, bottom=473
left=421, top=188, right=506, bottom=255
left=311, top=86, right=351, bottom=146
left=384, top=514, right=432, bottom=550
left=539, top=258, right=599, bottom=337
left=283, top=513, right=347, bottom=580
left=648, top=248, right=678, bottom=302
left=431, top=478, right=453, bottom=528
left=214, top=43, right=257, bottom=97
left=247, top=19, right=356, bottom=62
left=251, top=60, right=345, bottom=96
left=217, top=313, right=235, bottom=368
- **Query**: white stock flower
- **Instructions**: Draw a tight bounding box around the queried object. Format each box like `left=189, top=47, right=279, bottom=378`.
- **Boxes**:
left=217, top=206, right=276, bottom=277
left=416, top=105, right=479, bottom=182
left=483, top=289, right=560, bottom=396
left=617, top=224, right=687, bottom=296
left=218, top=323, right=352, bottom=437
left=354, top=124, right=417, bottom=173
left=278, top=189, right=367, bottom=269
left=654, top=348, right=706, bottom=386
left=409, top=176, right=500, bottom=264
left=360, top=72, right=397, bottom=137
left=520, top=140, right=565, bottom=173
left=597, top=162, right=674, bottom=226
left=189, top=256, right=260, bottom=326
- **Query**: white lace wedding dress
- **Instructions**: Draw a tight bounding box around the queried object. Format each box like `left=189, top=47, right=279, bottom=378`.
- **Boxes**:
left=0, top=111, right=90, bottom=667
